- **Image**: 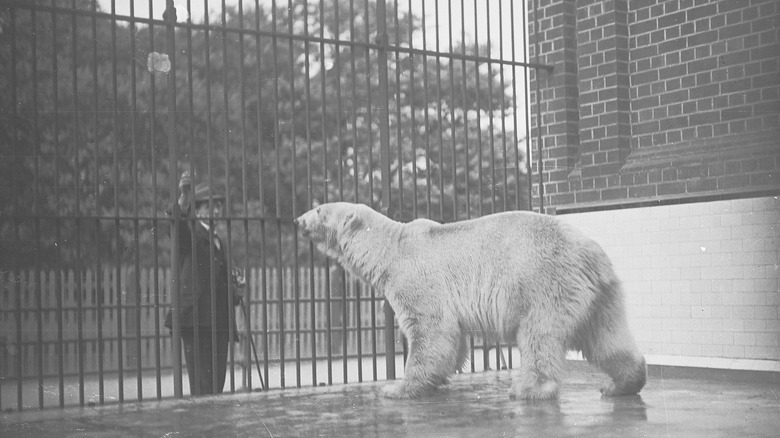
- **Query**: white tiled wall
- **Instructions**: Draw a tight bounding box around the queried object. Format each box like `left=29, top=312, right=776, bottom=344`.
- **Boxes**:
left=559, top=196, right=780, bottom=361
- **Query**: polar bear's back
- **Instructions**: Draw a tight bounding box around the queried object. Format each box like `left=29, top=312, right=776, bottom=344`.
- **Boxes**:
left=407, top=210, right=601, bottom=269
left=396, top=210, right=615, bottom=336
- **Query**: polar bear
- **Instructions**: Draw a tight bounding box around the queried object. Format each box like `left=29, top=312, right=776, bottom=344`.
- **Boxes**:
left=294, top=202, right=646, bottom=400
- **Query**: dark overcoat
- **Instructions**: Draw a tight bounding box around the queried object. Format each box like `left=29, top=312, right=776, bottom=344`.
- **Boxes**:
left=165, top=204, right=230, bottom=330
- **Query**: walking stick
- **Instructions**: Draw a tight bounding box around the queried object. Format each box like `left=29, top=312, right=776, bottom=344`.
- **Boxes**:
left=232, top=268, right=266, bottom=391
left=238, top=298, right=266, bottom=391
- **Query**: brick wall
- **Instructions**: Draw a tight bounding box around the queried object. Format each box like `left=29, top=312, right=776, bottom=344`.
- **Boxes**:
left=576, top=0, right=632, bottom=197
left=528, top=0, right=580, bottom=202
left=528, top=0, right=780, bottom=209
left=630, top=0, right=779, bottom=149
left=559, top=196, right=780, bottom=361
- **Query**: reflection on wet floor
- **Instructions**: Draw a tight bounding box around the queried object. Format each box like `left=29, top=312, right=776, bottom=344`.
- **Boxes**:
left=2, top=361, right=779, bottom=437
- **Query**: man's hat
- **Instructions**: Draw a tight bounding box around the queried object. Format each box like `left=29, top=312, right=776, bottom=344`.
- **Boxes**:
left=193, top=182, right=226, bottom=203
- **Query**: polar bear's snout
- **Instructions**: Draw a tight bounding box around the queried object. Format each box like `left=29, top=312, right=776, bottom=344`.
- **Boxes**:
left=295, top=209, right=322, bottom=240
left=293, top=214, right=310, bottom=238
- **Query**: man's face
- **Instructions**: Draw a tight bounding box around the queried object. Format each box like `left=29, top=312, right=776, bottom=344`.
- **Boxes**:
left=195, top=200, right=223, bottom=220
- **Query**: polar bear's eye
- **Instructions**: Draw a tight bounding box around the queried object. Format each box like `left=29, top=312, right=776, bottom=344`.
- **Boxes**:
left=316, top=207, right=322, bottom=214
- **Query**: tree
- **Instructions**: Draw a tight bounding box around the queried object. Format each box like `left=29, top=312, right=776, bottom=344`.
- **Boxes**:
left=0, top=0, right=528, bottom=269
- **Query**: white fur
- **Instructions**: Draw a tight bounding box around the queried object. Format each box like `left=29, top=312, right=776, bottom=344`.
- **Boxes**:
left=296, top=202, right=646, bottom=400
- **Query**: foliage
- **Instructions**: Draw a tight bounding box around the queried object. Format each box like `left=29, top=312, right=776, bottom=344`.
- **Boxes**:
left=0, top=0, right=528, bottom=269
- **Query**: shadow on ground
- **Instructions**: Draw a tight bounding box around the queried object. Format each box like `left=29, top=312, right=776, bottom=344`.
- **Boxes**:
left=2, top=361, right=779, bottom=437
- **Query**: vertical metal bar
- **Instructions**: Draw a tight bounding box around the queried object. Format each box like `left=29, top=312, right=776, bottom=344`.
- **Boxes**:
left=485, top=0, right=499, bottom=369
left=360, top=0, right=378, bottom=382
left=407, top=0, right=417, bottom=219
left=392, top=0, right=403, bottom=221
left=286, top=0, right=302, bottom=389
left=201, top=0, right=214, bottom=396
left=29, top=5, right=45, bottom=409
left=488, top=0, right=508, bottom=370
left=110, top=0, right=127, bottom=401
left=421, top=1, right=432, bottom=218
left=523, top=1, right=532, bottom=213
left=510, top=0, right=520, bottom=211
left=253, top=0, right=270, bottom=390
left=355, top=277, right=362, bottom=382
left=50, top=0, right=66, bottom=407
left=237, top=0, right=252, bottom=391
left=460, top=0, right=469, bottom=220
left=509, top=0, right=521, bottom=212
left=271, top=0, right=286, bottom=390
left=342, top=263, right=348, bottom=385
left=486, top=0, right=497, bottom=217
left=435, top=0, right=445, bottom=221
left=341, top=260, right=348, bottom=384
left=533, top=0, right=544, bottom=213
left=370, top=284, right=378, bottom=381
left=333, top=0, right=350, bottom=386
left=473, top=0, right=483, bottom=220
left=178, top=0, right=190, bottom=400
left=334, top=2, right=344, bottom=205
left=301, top=0, right=317, bottom=388
left=325, top=262, right=332, bottom=385
left=163, top=0, right=183, bottom=399
left=94, top=223, right=104, bottom=399
left=376, top=0, right=396, bottom=381
left=226, top=0, right=240, bottom=394
left=447, top=0, right=458, bottom=221
left=111, top=0, right=126, bottom=403
left=220, top=0, right=236, bottom=395
left=498, top=0, right=509, bottom=214
left=4, top=5, right=16, bottom=412
left=261, top=209, right=269, bottom=389
left=471, top=0, right=484, bottom=372
left=183, top=0, right=199, bottom=397
left=88, top=0, right=106, bottom=404
left=69, top=0, right=86, bottom=406
left=508, top=0, right=520, bottom=369
left=472, top=0, right=489, bottom=371
left=148, top=0, right=165, bottom=401
left=364, top=0, right=375, bottom=207
left=319, top=0, right=333, bottom=386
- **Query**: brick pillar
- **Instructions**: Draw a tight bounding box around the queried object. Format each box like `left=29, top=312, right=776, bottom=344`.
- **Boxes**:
left=528, top=0, right=580, bottom=209
left=576, top=0, right=632, bottom=201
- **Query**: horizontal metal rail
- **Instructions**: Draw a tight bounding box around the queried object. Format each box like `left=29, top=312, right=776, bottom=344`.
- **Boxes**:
left=1, top=0, right=554, bottom=69
left=0, top=0, right=550, bottom=411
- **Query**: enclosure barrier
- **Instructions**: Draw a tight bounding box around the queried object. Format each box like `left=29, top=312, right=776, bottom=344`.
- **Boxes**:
left=0, top=0, right=550, bottom=410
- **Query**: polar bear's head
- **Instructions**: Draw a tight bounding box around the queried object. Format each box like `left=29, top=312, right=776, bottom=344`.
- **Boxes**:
left=294, top=202, right=367, bottom=258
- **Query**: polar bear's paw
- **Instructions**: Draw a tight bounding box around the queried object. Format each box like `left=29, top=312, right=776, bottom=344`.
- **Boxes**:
left=600, top=382, right=620, bottom=397
left=510, top=379, right=559, bottom=401
left=600, top=381, right=642, bottom=397
left=381, top=382, right=418, bottom=399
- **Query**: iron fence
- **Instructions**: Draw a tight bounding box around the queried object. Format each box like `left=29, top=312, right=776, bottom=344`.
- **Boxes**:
left=0, top=0, right=551, bottom=410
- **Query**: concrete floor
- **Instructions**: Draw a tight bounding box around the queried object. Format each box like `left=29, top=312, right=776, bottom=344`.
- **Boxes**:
left=2, top=362, right=778, bottom=438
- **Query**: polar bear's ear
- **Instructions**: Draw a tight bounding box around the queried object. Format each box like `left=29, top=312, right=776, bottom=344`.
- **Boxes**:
left=341, top=211, right=363, bottom=233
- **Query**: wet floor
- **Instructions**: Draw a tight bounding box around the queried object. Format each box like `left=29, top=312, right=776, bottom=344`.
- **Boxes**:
left=2, top=362, right=779, bottom=437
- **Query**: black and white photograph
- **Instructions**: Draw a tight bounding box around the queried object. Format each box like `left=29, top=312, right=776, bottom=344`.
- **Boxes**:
left=1, top=0, right=778, bottom=436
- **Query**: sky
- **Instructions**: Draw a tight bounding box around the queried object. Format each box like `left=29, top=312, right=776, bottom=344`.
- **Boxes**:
left=96, top=0, right=532, bottom=144
left=95, top=0, right=530, bottom=63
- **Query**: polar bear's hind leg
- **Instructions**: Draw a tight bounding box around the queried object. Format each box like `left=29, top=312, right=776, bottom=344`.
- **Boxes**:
left=510, top=317, right=566, bottom=401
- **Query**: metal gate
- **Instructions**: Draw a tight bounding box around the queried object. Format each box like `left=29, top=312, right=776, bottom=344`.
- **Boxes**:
left=0, top=0, right=550, bottom=410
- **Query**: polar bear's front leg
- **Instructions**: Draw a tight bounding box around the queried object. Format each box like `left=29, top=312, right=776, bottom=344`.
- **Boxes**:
left=381, top=321, right=461, bottom=399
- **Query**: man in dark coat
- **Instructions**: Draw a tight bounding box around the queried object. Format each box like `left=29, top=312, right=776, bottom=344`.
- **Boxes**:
left=165, top=171, right=237, bottom=395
